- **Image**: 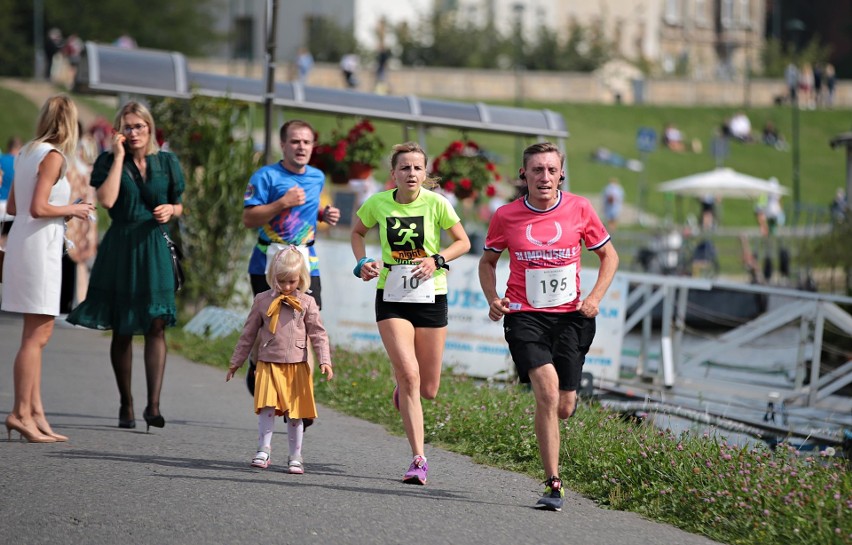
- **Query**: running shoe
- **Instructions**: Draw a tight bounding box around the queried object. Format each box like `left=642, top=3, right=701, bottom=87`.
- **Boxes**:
left=288, top=455, right=304, bottom=474
left=402, top=455, right=428, bottom=485
left=251, top=446, right=271, bottom=469
left=535, top=476, right=564, bottom=511
left=392, top=385, right=400, bottom=411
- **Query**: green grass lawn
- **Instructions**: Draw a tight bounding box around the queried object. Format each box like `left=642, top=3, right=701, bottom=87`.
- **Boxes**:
left=0, top=87, right=39, bottom=149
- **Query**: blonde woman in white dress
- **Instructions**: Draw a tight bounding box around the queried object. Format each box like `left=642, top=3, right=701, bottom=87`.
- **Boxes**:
left=1, top=95, right=95, bottom=443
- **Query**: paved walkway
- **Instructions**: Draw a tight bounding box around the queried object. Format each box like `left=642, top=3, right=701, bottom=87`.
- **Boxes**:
left=0, top=311, right=721, bottom=545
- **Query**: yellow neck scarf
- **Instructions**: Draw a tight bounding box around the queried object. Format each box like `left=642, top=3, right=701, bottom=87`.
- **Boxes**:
left=266, top=293, right=303, bottom=334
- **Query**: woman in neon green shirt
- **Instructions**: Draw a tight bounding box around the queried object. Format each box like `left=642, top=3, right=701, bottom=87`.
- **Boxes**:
left=351, top=141, right=470, bottom=485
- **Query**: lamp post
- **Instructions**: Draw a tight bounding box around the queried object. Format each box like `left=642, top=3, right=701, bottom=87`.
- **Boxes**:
left=263, top=0, right=279, bottom=165
left=829, top=132, right=852, bottom=294
left=512, top=3, right=525, bottom=163
left=786, top=18, right=805, bottom=224
left=34, top=0, right=45, bottom=80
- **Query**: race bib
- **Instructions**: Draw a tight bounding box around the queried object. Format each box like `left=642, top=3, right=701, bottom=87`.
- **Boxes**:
left=383, top=265, right=435, bottom=303
left=265, top=242, right=310, bottom=274
left=525, top=264, right=576, bottom=308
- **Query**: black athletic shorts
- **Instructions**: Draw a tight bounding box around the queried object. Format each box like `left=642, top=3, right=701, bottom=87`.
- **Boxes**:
left=375, top=290, right=448, bottom=328
left=504, top=311, right=596, bottom=391
left=250, top=274, right=322, bottom=309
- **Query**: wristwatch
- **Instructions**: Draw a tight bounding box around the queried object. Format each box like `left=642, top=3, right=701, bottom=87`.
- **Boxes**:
left=432, top=254, right=448, bottom=270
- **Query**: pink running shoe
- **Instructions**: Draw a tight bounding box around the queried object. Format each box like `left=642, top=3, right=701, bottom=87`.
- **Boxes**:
left=402, top=455, right=428, bottom=485
left=392, top=385, right=400, bottom=411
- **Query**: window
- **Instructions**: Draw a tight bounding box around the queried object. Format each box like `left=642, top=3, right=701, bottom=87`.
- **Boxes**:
left=721, top=0, right=734, bottom=28
left=233, top=16, right=253, bottom=60
left=694, top=0, right=708, bottom=26
left=664, top=0, right=682, bottom=25
left=738, top=0, right=751, bottom=27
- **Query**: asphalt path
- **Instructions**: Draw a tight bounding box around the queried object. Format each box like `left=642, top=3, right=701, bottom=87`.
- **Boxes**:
left=0, top=311, right=722, bottom=545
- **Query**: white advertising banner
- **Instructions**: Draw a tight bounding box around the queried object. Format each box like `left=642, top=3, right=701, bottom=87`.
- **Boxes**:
left=316, top=240, right=626, bottom=382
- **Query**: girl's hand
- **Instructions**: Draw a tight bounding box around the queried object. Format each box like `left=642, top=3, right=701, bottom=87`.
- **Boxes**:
left=319, top=363, right=334, bottom=381
left=226, top=366, right=239, bottom=382
left=153, top=203, right=175, bottom=224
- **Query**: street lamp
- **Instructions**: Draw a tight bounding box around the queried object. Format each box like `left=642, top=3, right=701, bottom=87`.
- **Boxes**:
left=786, top=18, right=805, bottom=224
left=263, top=0, right=279, bottom=165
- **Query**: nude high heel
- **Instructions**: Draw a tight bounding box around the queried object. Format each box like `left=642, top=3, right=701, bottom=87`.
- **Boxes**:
left=34, top=417, right=68, bottom=442
left=5, top=415, right=57, bottom=443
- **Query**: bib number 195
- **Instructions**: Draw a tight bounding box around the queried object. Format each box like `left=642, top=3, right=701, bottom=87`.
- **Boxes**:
left=524, top=264, right=576, bottom=308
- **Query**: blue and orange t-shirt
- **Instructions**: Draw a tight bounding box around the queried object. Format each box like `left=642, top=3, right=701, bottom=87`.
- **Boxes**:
left=244, top=162, right=325, bottom=276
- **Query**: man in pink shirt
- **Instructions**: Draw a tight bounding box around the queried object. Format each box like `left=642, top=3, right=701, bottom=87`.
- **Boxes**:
left=478, top=142, right=619, bottom=511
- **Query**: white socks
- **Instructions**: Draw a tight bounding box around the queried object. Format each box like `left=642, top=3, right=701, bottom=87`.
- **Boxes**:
left=257, top=409, right=305, bottom=459
left=257, top=407, right=275, bottom=450
left=288, top=418, right=304, bottom=459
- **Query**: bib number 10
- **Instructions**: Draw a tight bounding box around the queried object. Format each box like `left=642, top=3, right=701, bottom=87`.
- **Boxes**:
left=383, top=264, right=436, bottom=303
left=525, top=264, right=576, bottom=308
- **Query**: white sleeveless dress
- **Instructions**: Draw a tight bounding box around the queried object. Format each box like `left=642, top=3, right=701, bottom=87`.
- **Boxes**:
left=1, top=143, right=69, bottom=316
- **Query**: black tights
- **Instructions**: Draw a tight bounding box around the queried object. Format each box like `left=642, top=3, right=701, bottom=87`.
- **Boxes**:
left=111, top=319, right=167, bottom=419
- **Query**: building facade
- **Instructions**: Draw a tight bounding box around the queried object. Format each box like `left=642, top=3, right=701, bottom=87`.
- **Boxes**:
left=211, top=0, right=765, bottom=81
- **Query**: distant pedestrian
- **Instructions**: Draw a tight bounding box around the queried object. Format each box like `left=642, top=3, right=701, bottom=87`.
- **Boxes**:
left=227, top=247, right=334, bottom=474
left=825, top=64, right=836, bottom=109
left=830, top=188, right=847, bottom=222
left=601, top=177, right=624, bottom=230
left=374, top=48, right=391, bottom=94
left=44, top=28, right=64, bottom=81
left=296, top=47, right=314, bottom=84
left=340, top=54, right=359, bottom=89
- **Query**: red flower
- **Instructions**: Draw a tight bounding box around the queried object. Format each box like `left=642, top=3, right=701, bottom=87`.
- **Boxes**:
left=485, top=185, right=496, bottom=197
left=443, top=180, right=456, bottom=192
left=485, top=162, right=496, bottom=172
left=460, top=178, right=472, bottom=190
left=333, top=141, right=348, bottom=162
left=448, top=141, right=465, bottom=154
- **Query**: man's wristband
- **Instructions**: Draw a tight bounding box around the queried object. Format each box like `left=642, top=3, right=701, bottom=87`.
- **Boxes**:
left=353, top=257, right=375, bottom=277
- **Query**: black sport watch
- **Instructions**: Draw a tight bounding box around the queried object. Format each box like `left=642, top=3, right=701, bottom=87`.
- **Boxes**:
left=432, top=254, right=449, bottom=270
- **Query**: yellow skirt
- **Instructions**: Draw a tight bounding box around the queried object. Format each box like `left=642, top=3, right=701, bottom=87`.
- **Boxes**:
left=253, top=361, right=317, bottom=419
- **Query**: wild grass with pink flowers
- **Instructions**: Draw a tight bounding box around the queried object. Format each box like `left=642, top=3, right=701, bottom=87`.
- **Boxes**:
left=316, top=348, right=851, bottom=545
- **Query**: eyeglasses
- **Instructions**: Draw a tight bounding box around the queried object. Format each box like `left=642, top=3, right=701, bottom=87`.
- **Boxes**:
left=122, top=123, right=148, bottom=134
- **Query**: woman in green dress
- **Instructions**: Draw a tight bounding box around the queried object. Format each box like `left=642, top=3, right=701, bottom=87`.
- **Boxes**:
left=67, top=101, right=185, bottom=432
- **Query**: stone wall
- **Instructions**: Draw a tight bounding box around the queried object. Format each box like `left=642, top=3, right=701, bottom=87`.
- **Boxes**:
left=188, top=58, right=851, bottom=109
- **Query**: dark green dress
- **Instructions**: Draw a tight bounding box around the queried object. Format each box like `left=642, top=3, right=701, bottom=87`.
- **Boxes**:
left=67, top=151, right=185, bottom=335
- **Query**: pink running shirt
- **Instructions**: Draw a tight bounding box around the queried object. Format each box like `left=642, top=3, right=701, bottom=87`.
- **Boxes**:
left=483, top=191, right=610, bottom=313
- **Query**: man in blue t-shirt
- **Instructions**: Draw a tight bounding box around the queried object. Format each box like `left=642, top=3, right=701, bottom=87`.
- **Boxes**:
left=242, top=120, right=340, bottom=305
left=242, top=120, right=340, bottom=395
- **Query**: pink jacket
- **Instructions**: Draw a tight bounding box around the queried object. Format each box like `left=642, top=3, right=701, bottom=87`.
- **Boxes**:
left=230, top=289, right=332, bottom=368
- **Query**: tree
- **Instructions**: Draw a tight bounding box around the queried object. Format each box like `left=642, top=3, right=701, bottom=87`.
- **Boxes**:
left=0, top=0, right=220, bottom=77
left=305, top=15, right=357, bottom=63
left=151, top=95, right=261, bottom=311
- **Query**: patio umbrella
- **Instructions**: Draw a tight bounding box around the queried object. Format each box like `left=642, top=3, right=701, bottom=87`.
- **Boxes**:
left=657, top=168, right=788, bottom=199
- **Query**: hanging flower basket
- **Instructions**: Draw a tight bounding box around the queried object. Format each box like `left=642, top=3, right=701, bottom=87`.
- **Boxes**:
left=310, top=119, right=385, bottom=184
left=431, top=139, right=500, bottom=201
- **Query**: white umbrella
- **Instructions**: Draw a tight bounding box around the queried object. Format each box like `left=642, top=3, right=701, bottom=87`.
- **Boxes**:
left=657, top=168, right=788, bottom=199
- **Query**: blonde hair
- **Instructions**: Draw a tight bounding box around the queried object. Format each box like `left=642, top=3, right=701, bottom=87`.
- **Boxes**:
left=390, top=141, right=439, bottom=189
left=31, top=95, right=78, bottom=157
left=266, top=246, right=310, bottom=294
left=114, top=101, right=159, bottom=155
